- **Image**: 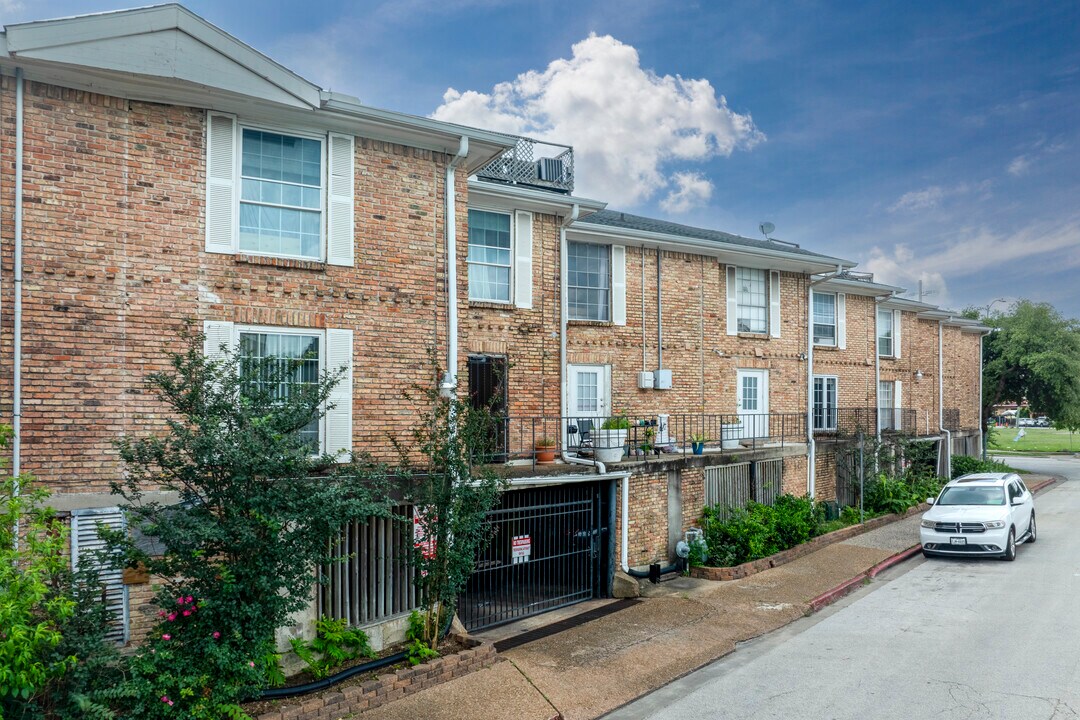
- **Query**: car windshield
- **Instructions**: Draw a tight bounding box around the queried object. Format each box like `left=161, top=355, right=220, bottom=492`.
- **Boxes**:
left=937, top=486, right=1006, bottom=506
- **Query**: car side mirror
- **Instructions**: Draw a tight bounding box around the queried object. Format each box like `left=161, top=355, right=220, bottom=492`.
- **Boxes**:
left=1011, top=498, right=1023, bottom=506
left=926, top=497, right=935, bottom=506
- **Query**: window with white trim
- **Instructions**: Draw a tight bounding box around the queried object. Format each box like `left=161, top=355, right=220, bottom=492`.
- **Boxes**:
left=813, top=376, right=838, bottom=431
left=238, top=329, right=323, bottom=451
left=878, top=380, right=895, bottom=430
left=467, top=209, right=513, bottom=302
left=813, top=291, right=837, bottom=346
left=239, top=128, right=324, bottom=260
left=567, top=241, right=611, bottom=321
left=877, top=308, right=894, bottom=357
left=736, top=267, right=768, bottom=333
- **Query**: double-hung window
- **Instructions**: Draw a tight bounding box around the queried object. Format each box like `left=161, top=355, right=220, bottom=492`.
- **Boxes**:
left=877, top=308, right=894, bottom=357
left=239, top=129, right=324, bottom=260
left=878, top=380, right=895, bottom=431
left=736, top=268, right=768, bottom=333
left=239, top=329, right=323, bottom=451
left=813, top=376, right=838, bottom=432
left=813, top=292, right=837, bottom=346
left=567, top=241, right=611, bottom=322
left=467, top=210, right=513, bottom=303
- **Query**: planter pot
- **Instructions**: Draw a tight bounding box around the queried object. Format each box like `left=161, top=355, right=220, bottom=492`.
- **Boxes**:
left=535, top=446, right=556, bottom=464
left=593, top=428, right=628, bottom=463
left=692, top=442, right=704, bottom=455
left=721, top=422, right=743, bottom=450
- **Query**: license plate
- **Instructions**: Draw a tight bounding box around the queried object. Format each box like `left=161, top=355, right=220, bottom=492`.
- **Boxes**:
left=950, top=537, right=967, bottom=546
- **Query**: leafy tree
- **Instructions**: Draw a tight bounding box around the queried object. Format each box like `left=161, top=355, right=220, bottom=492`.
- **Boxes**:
left=106, top=327, right=392, bottom=717
left=397, top=367, right=505, bottom=654
left=1054, top=405, right=1080, bottom=450
left=980, top=300, right=1080, bottom=426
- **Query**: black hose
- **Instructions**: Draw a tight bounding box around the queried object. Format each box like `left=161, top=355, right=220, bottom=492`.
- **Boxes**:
left=626, top=559, right=684, bottom=582
left=259, top=611, right=455, bottom=700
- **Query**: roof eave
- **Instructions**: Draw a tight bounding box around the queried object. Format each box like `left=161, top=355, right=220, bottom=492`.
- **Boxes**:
left=468, top=179, right=607, bottom=217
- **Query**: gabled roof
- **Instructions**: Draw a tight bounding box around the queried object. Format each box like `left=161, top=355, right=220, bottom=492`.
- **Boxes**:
left=573, top=209, right=855, bottom=273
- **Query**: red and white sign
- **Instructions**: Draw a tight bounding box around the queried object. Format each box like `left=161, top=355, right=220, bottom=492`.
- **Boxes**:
left=511, top=535, right=531, bottom=564
left=414, top=510, right=437, bottom=561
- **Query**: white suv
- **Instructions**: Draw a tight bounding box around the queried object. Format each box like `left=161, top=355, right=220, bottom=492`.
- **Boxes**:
left=919, top=473, right=1036, bottom=561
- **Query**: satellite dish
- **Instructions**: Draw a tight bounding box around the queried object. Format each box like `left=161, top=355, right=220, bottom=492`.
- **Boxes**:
left=760, top=222, right=775, bottom=238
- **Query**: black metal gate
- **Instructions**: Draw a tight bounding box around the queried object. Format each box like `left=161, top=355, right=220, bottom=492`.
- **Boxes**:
left=459, top=482, right=609, bottom=631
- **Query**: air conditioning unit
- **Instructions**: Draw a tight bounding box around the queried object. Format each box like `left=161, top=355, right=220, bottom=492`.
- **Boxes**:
left=536, top=157, right=565, bottom=182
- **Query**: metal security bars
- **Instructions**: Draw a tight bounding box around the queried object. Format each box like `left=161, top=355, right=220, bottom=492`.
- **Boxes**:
left=317, top=507, right=418, bottom=627
left=458, top=483, right=605, bottom=631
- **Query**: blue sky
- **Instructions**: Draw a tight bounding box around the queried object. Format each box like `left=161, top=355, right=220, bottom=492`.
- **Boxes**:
left=6, top=0, right=1080, bottom=316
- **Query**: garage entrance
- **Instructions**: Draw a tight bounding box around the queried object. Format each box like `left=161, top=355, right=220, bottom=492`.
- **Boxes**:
left=459, top=481, right=612, bottom=631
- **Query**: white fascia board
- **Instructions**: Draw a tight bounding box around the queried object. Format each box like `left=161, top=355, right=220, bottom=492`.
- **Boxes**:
left=321, top=95, right=515, bottom=171
left=567, top=223, right=855, bottom=274
left=815, top=277, right=906, bottom=297
left=880, top=296, right=939, bottom=312
left=468, top=179, right=606, bottom=217
left=6, top=5, right=321, bottom=108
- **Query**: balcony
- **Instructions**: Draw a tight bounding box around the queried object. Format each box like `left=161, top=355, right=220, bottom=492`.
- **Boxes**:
left=814, top=407, right=918, bottom=438
left=467, top=412, right=807, bottom=472
left=475, top=136, right=574, bottom=194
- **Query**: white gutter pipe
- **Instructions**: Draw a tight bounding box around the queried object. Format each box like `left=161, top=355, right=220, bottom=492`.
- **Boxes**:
left=806, top=268, right=843, bottom=498
left=12, top=68, right=24, bottom=549
left=938, top=321, right=951, bottom=477
left=441, top=136, right=468, bottom=396
left=619, top=470, right=634, bottom=572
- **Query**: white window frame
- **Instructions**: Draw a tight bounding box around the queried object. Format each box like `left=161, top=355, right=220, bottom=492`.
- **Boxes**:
left=237, top=124, right=328, bottom=262
left=735, top=267, right=769, bottom=334
left=878, top=380, right=895, bottom=431
left=566, top=240, right=612, bottom=322
left=813, top=291, right=837, bottom=347
left=467, top=207, right=514, bottom=304
left=813, top=375, right=838, bottom=432
left=877, top=308, right=894, bottom=358
left=237, top=325, right=327, bottom=454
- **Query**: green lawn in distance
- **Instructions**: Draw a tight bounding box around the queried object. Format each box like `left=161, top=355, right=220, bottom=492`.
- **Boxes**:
left=988, top=426, right=1079, bottom=453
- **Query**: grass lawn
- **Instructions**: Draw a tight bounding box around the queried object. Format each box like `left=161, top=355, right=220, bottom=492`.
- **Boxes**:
left=988, top=426, right=1080, bottom=453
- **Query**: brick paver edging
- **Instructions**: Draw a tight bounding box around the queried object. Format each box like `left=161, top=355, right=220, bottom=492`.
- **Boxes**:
left=688, top=504, right=930, bottom=582
left=253, top=636, right=496, bottom=720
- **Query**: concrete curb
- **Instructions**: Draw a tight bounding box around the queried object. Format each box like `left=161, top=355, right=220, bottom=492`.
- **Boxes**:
left=807, top=475, right=1061, bottom=615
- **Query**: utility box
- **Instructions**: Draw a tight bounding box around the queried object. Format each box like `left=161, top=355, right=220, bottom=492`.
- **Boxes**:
left=653, top=369, right=672, bottom=390
left=637, top=371, right=655, bottom=389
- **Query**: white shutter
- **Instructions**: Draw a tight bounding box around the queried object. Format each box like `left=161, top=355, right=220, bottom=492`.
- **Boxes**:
left=325, top=328, right=354, bottom=461
left=203, top=321, right=235, bottom=360
left=726, top=265, right=737, bottom=336
left=326, top=133, right=355, bottom=266
left=894, top=380, right=903, bottom=431
left=893, top=309, right=902, bottom=359
left=769, top=270, right=781, bottom=337
left=205, top=112, right=237, bottom=254
left=837, top=293, right=847, bottom=350
left=72, top=508, right=129, bottom=644
left=611, top=245, right=626, bottom=326
left=514, top=210, right=533, bottom=308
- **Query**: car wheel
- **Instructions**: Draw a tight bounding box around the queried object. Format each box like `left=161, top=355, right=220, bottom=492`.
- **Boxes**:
left=1027, top=513, right=1036, bottom=544
left=1001, top=528, right=1016, bottom=561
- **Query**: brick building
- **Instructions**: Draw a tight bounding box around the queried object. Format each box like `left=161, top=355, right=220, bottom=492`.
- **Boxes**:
left=0, top=6, right=989, bottom=643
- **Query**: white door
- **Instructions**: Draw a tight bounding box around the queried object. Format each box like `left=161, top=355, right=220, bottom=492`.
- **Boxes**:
left=568, top=365, right=609, bottom=446
left=736, top=369, right=769, bottom=439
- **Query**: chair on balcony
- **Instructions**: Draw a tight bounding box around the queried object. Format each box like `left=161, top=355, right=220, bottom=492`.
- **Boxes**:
left=566, top=418, right=594, bottom=456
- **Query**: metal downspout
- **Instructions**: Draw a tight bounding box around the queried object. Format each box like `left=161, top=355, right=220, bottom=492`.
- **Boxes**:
left=441, top=136, right=468, bottom=396
left=805, top=268, right=843, bottom=498
left=656, top=249, right=662, bottom=373
left=939, top=321, right=951, bottom=477
left=980, top=333, right=986, bottom=460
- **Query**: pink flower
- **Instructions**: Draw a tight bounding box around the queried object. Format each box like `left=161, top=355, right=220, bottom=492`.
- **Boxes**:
left=161, top=696, right=173, bottom=706
left=185, top=595, right=193, bottom=604
left=212, top=631, right=221, bottom=639
left=182, top=610, right=191, bottom=617
left=167, top=613, right=177, bottom=622
left=158, top=610, right=167, bottom=618
left=248, top=661, right=255, bottom=668
left=162, top=634, right=171, bottom=641
left=176, top=597, right=185, bottom=606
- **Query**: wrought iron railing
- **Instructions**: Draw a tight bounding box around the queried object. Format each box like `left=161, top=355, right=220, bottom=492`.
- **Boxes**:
left=942, top=408, right=961, bottom=432
left=468, top=412, right=807, bottom=469
left=475, top=136, right=574, bottom=193
left=814, top=407, right=918, bottom=437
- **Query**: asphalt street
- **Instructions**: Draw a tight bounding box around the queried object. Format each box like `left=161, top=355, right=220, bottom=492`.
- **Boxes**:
left=607, top=455, right=1080, bottom=720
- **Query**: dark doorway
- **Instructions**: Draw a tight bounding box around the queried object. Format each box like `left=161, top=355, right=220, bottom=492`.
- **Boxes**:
left=467, top=355, right=508, bottom=462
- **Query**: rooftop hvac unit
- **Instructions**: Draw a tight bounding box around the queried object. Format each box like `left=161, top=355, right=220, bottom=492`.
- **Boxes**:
left=536, top=157, right=565, bottom=183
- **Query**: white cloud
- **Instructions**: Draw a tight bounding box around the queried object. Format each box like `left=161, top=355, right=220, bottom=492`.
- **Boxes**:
left=889, top=186, right=946, bottom=213
left=1007, top=155, right=1031, bottom=176
left=659, top=172, right=713, bottom=213
left=432, top=33, right=763, bottom=207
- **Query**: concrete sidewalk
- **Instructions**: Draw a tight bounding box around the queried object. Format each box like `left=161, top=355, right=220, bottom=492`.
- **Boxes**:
left=357, top=474, right=1059, bottom=720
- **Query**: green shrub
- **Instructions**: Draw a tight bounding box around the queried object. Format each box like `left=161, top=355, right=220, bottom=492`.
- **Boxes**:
left=289, top=616, right=375, bottom=680
left=600, top=413, right=630, bottom=430
left=951, top=455, right=1014, bottom=479
left=404, top=611, right=439, bottom=667
left=699, top=494, right=830, bottom=567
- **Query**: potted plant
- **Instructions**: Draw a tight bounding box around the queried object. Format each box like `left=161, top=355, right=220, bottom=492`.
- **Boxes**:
left=690, top=432, right=706, bottom=455
left=595, top=413, right=630, bottom=463
left=534, top=436, right=557, bottom=464
left=721, top=420, right=743, bottom=450
left=640, top=426, right=656, bottom=455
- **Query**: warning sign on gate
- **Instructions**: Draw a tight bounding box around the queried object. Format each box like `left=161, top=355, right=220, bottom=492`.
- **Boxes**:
left=511, top=535, right=531, bottom=564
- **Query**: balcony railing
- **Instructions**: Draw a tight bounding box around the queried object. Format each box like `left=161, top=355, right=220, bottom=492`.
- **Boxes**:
left=814, top=407, right=918, bottom=438
left=467, top=412, right=807, bottom=470
left=475, top=136, right=574, bottom=194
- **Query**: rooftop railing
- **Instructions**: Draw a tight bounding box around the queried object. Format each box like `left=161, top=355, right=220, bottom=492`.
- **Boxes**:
left=814, top=407, right=919, bottom=438
left=475, top=136, right=574, bottom=194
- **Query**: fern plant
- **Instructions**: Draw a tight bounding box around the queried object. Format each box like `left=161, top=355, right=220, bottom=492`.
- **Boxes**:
left=289, top=616, right=375, bottom=680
